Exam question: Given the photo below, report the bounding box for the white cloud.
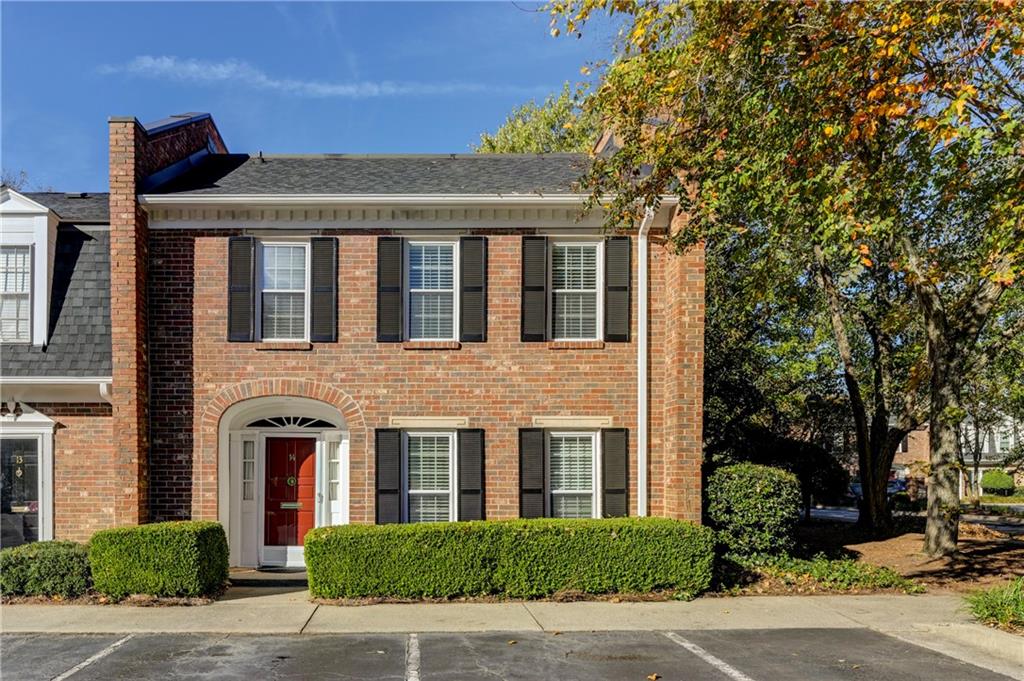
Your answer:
[98,56,546,99]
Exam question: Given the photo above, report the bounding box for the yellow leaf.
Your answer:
[824,125,836,137]
[861,257,873,268]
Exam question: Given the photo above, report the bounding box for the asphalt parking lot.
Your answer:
[2,629,1016,681]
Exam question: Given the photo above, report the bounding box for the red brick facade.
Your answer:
[146,230,705,524]
[53,113,707,545]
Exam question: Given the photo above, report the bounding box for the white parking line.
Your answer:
[405,633,421,681]
[663,631,757,681]
[50,634,134,681]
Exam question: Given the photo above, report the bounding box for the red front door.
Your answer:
[264,437,316,547]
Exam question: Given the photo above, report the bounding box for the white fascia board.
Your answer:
[0,376,113,384]
[139,193,680,207]
[0,187,53,214]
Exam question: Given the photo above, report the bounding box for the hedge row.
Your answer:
[305,517,715,599]
[0,541,92,598]
[1,521,229,599]
[89,521,228,598]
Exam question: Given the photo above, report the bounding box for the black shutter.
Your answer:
[310,237,338,342]
[601,428,628,517]
[375,429,402,524]
[377,237,403,342]
[520,236,548,342]
[460,237,487,342]
[458,429,485,521]
[604,237,631,342]
[227,236,255,342]
[519,428,545,518]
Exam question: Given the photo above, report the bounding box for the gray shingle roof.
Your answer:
[24,192,109,223]
[149,154,590,196]
[1,226,111,377]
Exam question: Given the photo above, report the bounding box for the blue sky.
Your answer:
[2,2,615,191]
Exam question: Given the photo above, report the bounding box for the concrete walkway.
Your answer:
[3,590,1022,678]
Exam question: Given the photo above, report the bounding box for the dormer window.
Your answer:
[0,245,32,343]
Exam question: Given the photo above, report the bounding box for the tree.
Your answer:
[1,169,29,190]
[474,82,601,153]
[550,1,1024,555]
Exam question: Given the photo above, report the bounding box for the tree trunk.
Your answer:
[924,352,961,557]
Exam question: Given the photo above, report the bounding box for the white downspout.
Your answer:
[637,208,655,516]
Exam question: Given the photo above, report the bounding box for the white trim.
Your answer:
[548,239,604,342]
[390,416,469,429]
[402,430,458,523]
[0,376,113,384]
[257,240,311,342]
[141,194,680,207]
[532,416,612,428]
[636,207,655,517]
[545,430,601,519]
[0,416,55,544]
[403,238,459,342]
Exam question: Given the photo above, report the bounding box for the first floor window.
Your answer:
[1,438,40,547]
[0,245,31,343]
[548,432,598,518]
[261,243,307,340]
[407,242,456,340]
[405,432,455,522]
[551,242,599,340]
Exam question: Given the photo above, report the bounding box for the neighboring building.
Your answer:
[0,112,705,566]
[891,419,1022,499]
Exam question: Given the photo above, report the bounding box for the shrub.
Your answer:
[305,518,715,599]
[980,469,1014,495]
[706,463,801,558]
[742,554,923,594]
[966,577,1024,631]
[0,541,91,598]
[89,521,228,598]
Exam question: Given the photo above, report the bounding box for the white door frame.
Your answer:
[219,397,349,568]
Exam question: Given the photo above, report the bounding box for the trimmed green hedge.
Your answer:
[89,521,228,598]
[706,463,801,558]
[305,518,715,599]
[0,541,91,598]
[980,469,1015,494]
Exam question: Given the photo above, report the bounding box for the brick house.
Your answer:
[0,112,704,567]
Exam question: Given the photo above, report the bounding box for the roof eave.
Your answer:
[138,193,680,208]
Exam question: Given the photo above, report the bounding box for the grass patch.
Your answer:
[965,578,1024,632]
[732,554,924,594]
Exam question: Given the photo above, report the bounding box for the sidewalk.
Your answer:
[3,590,1022,678]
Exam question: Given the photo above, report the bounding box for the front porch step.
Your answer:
[229,567,308,587]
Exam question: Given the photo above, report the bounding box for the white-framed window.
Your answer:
[258,241,310,341]
[546,431,601,519]
[997,425,1015,454]
[241,440,256,501]
[403,431,457,522]
[0,245,32,343]
[405,240,458,341]
[549,241,602,341]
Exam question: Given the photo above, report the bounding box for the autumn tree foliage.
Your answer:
[550,0,1024,555]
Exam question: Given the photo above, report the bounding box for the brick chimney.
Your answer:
[108,113,227,525]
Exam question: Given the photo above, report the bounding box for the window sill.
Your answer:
[402,340,462,351]
[547,340,605,350]
[255,341,313,351]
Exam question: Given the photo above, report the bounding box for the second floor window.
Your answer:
[0,245,31,343]
[407,241,456,341]
[551,242,600,341]
[260,243,308,341]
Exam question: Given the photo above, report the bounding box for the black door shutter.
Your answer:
[227,236,255,342]
[310,237,338,342]
[459,237,487,342]
[601,428,628,517]
[458,429,485,521]
[377,237,403,342]
[520,236,548,342]
[519,428,545,518]
[604,237,631,342]
[375,429,402,524]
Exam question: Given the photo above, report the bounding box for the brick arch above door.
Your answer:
[193,379,368,522]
